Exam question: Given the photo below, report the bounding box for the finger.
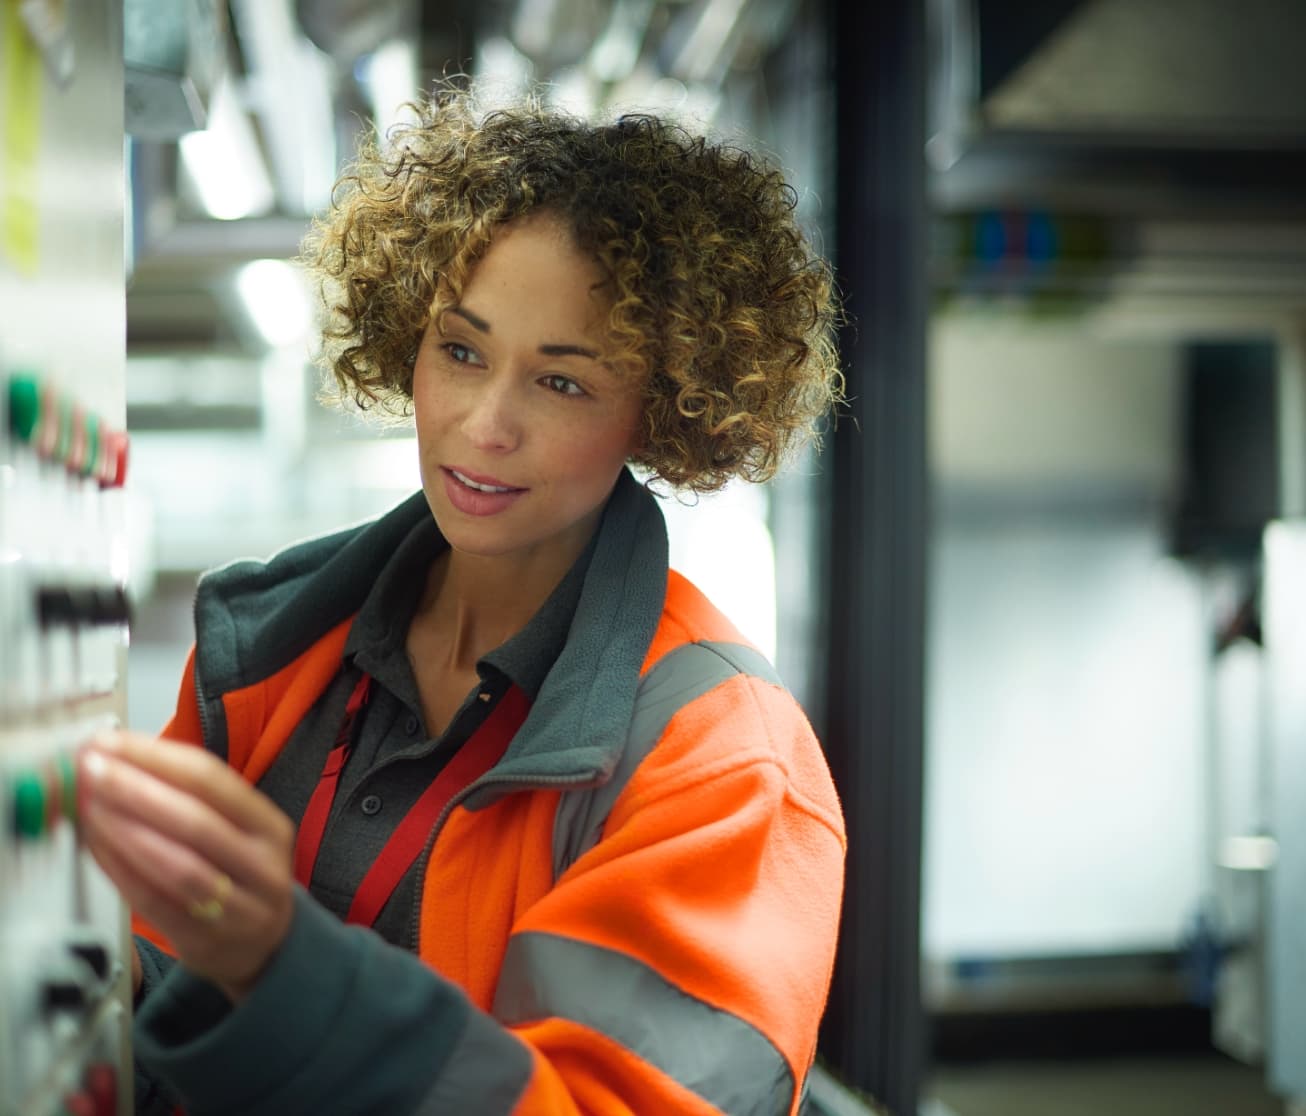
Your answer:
[84,799,262,948]
[105,865,251,991]
[86,733,292,846]
[83,817,223,962]
[84,816,181,925]
[82,794,230,917]
[79,749,285,895]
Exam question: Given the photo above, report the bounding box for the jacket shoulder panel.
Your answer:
[551,639,784,881]
[640,569,749,674]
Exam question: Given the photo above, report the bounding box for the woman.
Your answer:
[79,90,845,1115]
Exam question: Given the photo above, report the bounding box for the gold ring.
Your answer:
[187,872,232,922]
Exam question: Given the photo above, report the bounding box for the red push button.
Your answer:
[101,430,129,489]
[62,1090,96,1116]
[85,1063,117,1116]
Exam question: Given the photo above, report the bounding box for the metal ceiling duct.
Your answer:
[930,0,1306,214]
[294,0,416,65]
[984,0,1306,141]
[124,0,226,139]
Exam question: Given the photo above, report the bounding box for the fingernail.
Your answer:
[82,749,108,783]
[77,750,105,819]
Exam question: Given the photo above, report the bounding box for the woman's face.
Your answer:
[411,212,644,569]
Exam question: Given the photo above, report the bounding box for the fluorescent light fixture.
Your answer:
[547,67,599,119]
[179,76,275,220]
[475,36,534,112]
[588,0,655,84]
[230,0,336,214]
[236,259,312,348]
[512,0,561,57]
[672,0,748,84]
[364,39,420,141]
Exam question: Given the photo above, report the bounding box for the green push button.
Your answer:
[81,413,100,478]
[13,770,47,839]
[56,751,77,821]
[8,374,40,443]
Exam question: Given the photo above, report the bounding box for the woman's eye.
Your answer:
[441,342,482,365]
[542,374,585,397]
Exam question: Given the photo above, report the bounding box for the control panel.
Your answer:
[1,0,132,1106]
[0,374,132,1116]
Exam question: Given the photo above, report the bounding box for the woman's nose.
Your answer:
[460,379,521,452]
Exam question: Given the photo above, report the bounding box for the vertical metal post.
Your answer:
[1268,324,1306,1108]
[819,0,928,1113]
[1265,522,1306,1103]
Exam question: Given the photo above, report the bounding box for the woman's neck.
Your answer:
[412,543,579,674]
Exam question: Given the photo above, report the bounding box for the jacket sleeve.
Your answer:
[133,938,184,1116]
[495,673,846,1115]
[132,673,845,1116]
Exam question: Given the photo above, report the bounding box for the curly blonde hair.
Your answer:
[302,88,841,493]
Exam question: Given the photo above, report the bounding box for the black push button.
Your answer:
[70,941,110,982]
[89,586,131,626]
[43,972,89,1015]
[36,586,75,628]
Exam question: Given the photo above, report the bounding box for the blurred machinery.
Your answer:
[0,1,132,1113]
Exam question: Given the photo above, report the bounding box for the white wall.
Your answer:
[924,316,1209,960]
[924,519,1207,957]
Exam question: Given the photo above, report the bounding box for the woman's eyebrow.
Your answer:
[450,306,599,361]
[539,343,600,360]
[448,306,490,333]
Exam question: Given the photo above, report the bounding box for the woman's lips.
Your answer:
[441,466,527,517]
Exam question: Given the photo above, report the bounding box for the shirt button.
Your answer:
[405,715,420,735]
[360,794,383,816]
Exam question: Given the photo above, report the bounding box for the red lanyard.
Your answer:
[291,672,530,928]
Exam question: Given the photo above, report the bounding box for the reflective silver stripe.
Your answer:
[494,931,795,1116]
[413,997,533,1116]
[551,640,785,881]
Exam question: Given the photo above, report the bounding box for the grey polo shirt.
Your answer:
[256,514,593,950]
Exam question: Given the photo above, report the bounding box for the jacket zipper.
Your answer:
[191,591,215,753]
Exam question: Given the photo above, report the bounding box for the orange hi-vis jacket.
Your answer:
[131,471,846,1116]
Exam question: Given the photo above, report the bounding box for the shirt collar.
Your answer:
[345,510,598,702]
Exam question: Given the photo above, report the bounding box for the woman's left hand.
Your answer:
[77,732,297,1004]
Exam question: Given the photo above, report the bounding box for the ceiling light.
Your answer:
[363,38,419,140]
[179,76,275,220]
[548,67,598,119]
[476,36,534,111]
[588,0,655,84]
[671,0,749,84]
[236,259,312,348]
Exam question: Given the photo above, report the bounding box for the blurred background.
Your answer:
[45,0,1306,1112]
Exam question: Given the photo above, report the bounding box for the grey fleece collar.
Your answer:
[190,470,669,788]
